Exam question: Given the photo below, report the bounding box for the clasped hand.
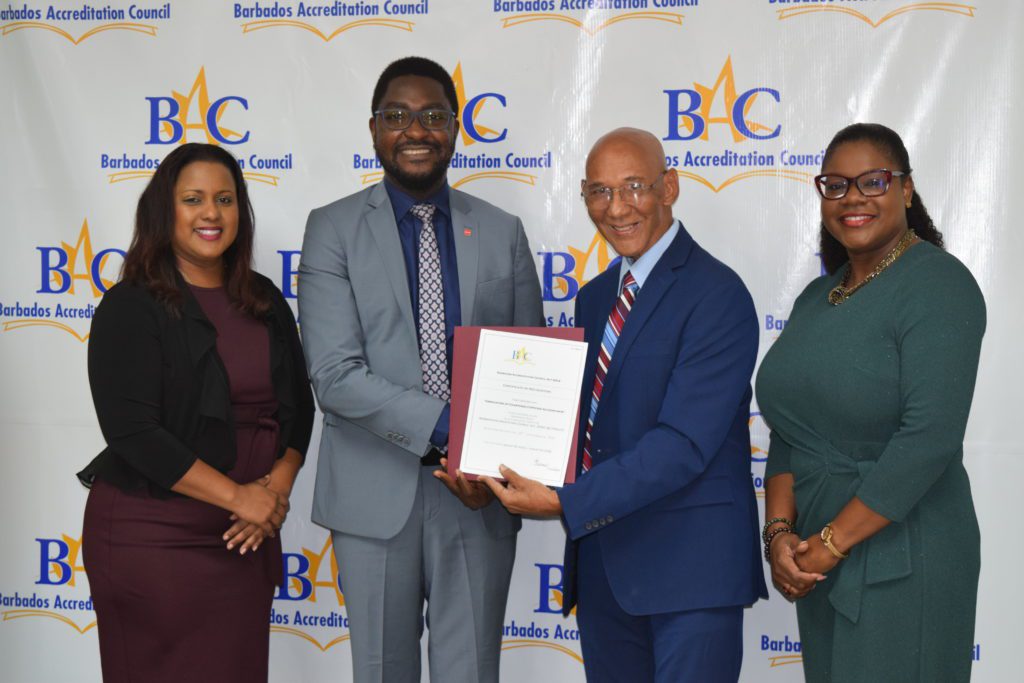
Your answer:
[222,475,289,555]
[769,533,839,600]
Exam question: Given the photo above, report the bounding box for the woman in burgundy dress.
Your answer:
[79,143,314,682]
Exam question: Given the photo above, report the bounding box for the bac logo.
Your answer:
[775,2,977,28]
[533,562,576,616]
[508,347,532,364]
[36,535,86,587]
[664,57,780,143]
[38,220,122,297]
[146,67,249,146]
[0,534,96,635]
[453,62,507,145]
[498,563,582,662]
[538,233,619,303]
[277,536,344,606]
[3,220,117,342]
[272,535,352,651]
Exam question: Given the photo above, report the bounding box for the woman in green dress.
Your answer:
[756,123,985,682]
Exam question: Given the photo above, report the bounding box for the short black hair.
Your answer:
[371,56,459,114]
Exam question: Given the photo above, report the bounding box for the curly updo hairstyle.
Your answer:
[819,123,944,275]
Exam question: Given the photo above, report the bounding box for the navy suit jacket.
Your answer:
[558,224,768,616]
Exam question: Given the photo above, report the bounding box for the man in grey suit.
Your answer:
[298,56,544,683]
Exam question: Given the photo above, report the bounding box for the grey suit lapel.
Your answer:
[450,190,479,325]
[366,183,418,342]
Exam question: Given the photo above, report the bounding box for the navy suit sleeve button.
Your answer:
[585,522,593,530]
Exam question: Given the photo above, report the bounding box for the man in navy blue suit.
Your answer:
[484,128,767,682]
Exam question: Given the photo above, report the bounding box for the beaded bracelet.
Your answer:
[763,527,795,562]
[762,517,795,544]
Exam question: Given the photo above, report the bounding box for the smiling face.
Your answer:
[171,160,239,285]
[583,130,679,260]
[370,74,458,197]
[820,140,914,268]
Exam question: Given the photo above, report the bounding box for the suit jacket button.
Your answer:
[585,522,593,530]
[606,515,613,523]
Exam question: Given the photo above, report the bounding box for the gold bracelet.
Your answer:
[820,523,849,559]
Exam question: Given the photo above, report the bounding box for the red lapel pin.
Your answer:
[464,228,472,236]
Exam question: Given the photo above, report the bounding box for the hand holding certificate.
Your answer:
[446,327,587,488]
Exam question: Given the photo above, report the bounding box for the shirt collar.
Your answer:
[618,219,679,290]
[383,178,452,222]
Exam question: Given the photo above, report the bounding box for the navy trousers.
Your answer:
[575,535,744,683]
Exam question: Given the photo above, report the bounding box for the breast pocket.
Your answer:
[474,276,514,325]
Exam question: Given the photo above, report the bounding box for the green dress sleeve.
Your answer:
[765,429,794,478]
[854,254,986,522]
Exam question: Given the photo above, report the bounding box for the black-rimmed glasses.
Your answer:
[814,169,908,200]
[374,108,456,131]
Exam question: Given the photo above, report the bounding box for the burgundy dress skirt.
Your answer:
[83,286,282,683]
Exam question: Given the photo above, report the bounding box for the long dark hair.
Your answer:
[819,123,944,275]
[121,143,270,317]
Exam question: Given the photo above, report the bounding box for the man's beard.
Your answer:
[375,139,454,194]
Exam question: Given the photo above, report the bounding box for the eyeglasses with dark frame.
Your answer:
[374,108,457,131]
[581,170,668,209]
[814,168,908,200]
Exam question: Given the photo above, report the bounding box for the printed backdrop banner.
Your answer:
[2,1,1021,681]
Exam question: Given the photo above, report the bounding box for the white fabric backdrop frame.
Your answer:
[1,1,1021,680]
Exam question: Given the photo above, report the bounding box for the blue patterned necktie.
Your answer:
[411,203,449,401]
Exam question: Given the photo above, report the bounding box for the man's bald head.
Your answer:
[586,128,667,178]
[581,128,679,261]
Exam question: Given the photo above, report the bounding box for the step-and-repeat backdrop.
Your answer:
[2,1,1021,681]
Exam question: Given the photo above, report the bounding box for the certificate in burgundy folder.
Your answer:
[447,326,585,485]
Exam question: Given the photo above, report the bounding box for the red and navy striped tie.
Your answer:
[581,271,639,473]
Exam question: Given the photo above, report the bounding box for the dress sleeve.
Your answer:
[855,254,986,522]
[275,287,314,459]
[88,287,198,489]
[765,430,793,478]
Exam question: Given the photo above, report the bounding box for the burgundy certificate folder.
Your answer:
[446,326,585,485]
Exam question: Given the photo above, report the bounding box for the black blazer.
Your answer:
[78,273,315,495]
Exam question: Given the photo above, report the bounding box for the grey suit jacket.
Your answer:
[299,182,544,540]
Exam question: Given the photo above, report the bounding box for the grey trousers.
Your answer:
[331,466,516,683]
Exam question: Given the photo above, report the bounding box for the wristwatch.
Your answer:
[820,523,849,559]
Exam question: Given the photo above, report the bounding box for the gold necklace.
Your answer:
[827,229,916,306]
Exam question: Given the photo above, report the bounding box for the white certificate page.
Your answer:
[459,329,588,487]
